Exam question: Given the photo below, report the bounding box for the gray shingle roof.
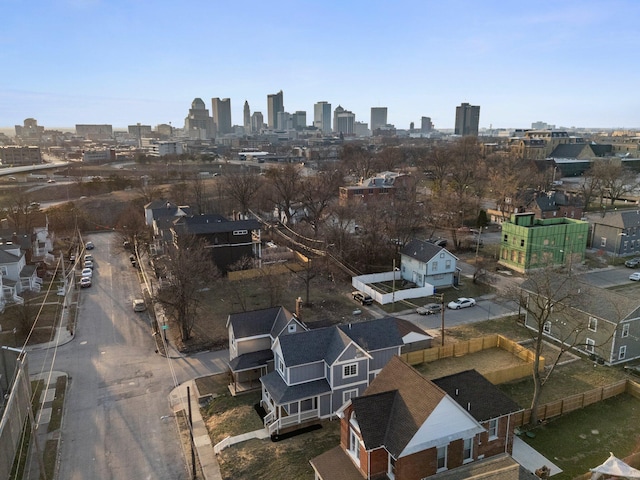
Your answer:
[228,349,273,372]
[400,238,443,263]
[173,215,261,235]
[549,143,594,159]
[260,371,331,404]
[227,306,295,338]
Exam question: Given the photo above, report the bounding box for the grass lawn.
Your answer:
[522,393,640,479]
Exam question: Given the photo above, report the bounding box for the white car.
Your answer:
[80,276,92,288]
[84,260,94,269]
[447,297,476,310]
[81,268,93,278]
[133,299,146,312]
[629,272,640,281]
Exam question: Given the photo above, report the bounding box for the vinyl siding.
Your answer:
[289,361,325,385]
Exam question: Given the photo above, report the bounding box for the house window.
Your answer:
[432,261,438,271]
[278,357,285,374]
[543,322,551,334]
[232,229,248,235]
[600,237,606,248]
[343,389,359,404]
[622,324,630,338]
[440,252,445,258]
[463,438,473,463]
[619,345,627,360]
[349,414,360,462]
[586,338,595,353]
[343,363,358,378]
[588,317,597,332]
[288,324,296,333]
[436,445,447,472]
[0,266,7,276]
[503,234,508,242]
[445,260,451,269]
[388,456,397,479]
[520,239,525,247]
[488,418,498,439]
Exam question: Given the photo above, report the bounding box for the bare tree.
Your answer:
[299,168,342,237]
[339,143,376,180]
[486,154,541,220]
[222,170,263,217]
[264,164,302,225]
[114,205,151,250]
[155,236,218,341]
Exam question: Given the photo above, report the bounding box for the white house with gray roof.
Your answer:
[400,238,459,288]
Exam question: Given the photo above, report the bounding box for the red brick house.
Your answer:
[310,357,523,480]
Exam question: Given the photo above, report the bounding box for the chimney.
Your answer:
[296,297,303,319]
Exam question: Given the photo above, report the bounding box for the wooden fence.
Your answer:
[400,334,544,385]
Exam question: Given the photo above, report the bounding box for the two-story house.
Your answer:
[400,239,459,289]
[310,357,524,480]
[227,306,306,394]
[520,277,640,365]
[589,210,640,258]
[339,171,415,206]
[0,243,40,301]
[260,317,406,436]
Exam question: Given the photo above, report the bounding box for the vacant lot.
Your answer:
[414,347,528,380]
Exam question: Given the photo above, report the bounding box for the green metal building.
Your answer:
[498,213,589,273]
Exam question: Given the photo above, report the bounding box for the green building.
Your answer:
[498,213,589,273]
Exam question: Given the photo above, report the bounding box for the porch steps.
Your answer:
[213,428,270,454]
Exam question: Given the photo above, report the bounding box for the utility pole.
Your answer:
[439,293,445,346]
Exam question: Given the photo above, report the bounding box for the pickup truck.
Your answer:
[352,291,373,305]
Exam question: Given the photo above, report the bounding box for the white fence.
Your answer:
[352,271,434,305]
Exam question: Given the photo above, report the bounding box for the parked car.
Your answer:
[625,258,640,268]
[80,276,92,288]
[629,272,640,281]
[447,297,476,309]
[133,299,146,312]
[352,291,373,305]
[81,268,93,278]
[416,303,442,315]
[84,260,94,269]
[84,254,94,262]
[85,241,94,250]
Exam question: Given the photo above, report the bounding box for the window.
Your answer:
[619,345,627,360]
[520,239,525,247]
[543,322,551,334]
[600,237,607,248]
[288,323,296,333]
[622,324,630,338]
[278,357,285,374]
[586,338,595,353]
[232,229,248,236]
[343,389,359,403]
[503,234,508,242]
[488,419,498,439]
[432,261,438,271]
[343,363,358,378]
[463,438,473,462]
[349,413,361,461]
[588,317,597,332]
[440,252,445,258]
[445,260,451,269]
[436,445,447,472]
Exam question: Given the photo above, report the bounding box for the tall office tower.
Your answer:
[292,111,306,130]
[314,101,332,134]
[243,101,251,130]
[267,90,284,129]
[184,98,214,139]
[277,111,292,130]
[251,112,264,133]
[454,103,480,136]
[212,97,232,135]
[370,107,388,133]
[333,105,355,135]
[421,116,434,133]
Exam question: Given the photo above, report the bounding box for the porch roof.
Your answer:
[309,446,364,480]
[228,349,273,373]
[261,371,331,405]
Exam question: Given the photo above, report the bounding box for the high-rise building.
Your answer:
[277,111,292,130]
[251,112,264,133]
[212,97,232,135]
[292,111,306,130]
[333,106,356,135]
[184,98,214,139]
[267,90,284,129]
[421,116,434,133]
[314,101,332,134]
[370,107,388,133]
[454,103,480,136]
[243,101,251,130]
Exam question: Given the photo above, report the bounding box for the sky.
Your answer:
[1,0,639,131]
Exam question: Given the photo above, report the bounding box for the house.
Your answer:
[310,357,523,480]
[227,306,306,393]
[520,278,640,365]
[526,190,583,221]
[143,199,191,234]
[400,239,458,289]
[0,243,40,303]
[169,213,262,273]
[498,213,589,273]
[339,171,415,206]
[589,210,640,258]
[260,317,408,435]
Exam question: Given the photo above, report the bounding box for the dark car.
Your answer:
[624,257,640,268]
[352,291,373,305]
[85,241,94,250]
[416,303,442,315]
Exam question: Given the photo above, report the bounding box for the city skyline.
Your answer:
[2,0,639,130]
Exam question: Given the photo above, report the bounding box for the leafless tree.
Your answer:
[339,143,376,180]
[222,170,263,217]
[298,168,342,237]
[155,235,218,341]
[264,164,302,225]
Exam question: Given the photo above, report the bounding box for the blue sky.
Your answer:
[1,0,639,130]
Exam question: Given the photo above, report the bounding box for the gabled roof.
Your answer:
[591,210,640,229]
[0,248,21,264]
[172,214,261,235]
[227,306,298,339]
[353,357,484,459]
[145,199,191,220]
[401,238,455,263]
[548,143,594,159]
[433,370,522,422]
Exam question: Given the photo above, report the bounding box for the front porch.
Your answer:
[228,349,273,397]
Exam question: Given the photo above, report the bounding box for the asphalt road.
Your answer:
[27,232,228,480]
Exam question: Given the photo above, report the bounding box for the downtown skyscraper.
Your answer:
[267,90,284,129]
[454,102,480,136]
[211,98,232,135]
[314,101,332,134]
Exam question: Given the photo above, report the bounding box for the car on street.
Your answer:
[133,299,146,312]
[447,297,476,309]
[81,268,93,278]
[80,277,92,288]
[85,241,94,250]
[84,260,94,269]
[416,303,442,315]
[352,291,373,305]
[625,258,640,268]
[629,272,640,281]
[84,254,93,262]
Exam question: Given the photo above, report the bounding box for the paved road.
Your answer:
[27,232,229,480]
